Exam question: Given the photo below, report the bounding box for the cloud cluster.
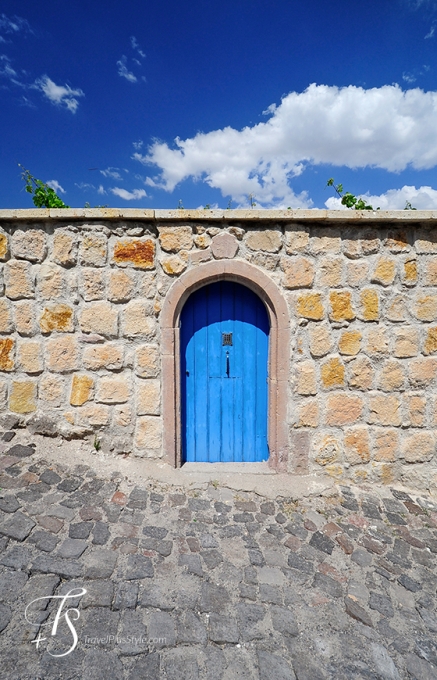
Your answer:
[326,185,437,210]
[46,180,65,194]
[135,84,437,207]
[110,187,147,201]
[117,36,146,83]
[34,76,84,113]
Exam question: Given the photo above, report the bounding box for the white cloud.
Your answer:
[97,185,106,195]
[35,75,84,113]
[110,187,147,201]
[136,83,437,207]
[117,55,137,83]
[325,185,437,210]
[100,167,123,180]
[130,36,145,58]
[46,180,65,194]
[0,14,31,37]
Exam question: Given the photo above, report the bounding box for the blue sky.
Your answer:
[2,0,437,209]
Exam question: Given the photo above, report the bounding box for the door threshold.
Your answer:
[181,462,275,475]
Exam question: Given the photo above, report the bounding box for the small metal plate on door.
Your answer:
[222,332,233,346]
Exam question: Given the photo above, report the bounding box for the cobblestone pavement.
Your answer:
[0,434,437,679]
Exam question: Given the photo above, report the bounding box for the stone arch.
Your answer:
[160,260,290,471]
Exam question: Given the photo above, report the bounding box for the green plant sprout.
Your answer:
[177,199,184,209]
[19,164,69,209]
[326,178,376,210]
[248,193,257,208]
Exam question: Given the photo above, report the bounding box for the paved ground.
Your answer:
[0,432,437,679]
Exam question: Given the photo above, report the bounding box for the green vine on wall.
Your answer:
[19,164,70,209]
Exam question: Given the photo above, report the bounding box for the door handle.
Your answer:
[226,351,230,377]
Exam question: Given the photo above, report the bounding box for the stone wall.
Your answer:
[1,209,437,491]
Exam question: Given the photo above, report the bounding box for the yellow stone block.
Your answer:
[70,374,94,406]
[0,338,14,371]
[425,259,437,286]
[415,294,437,322]
[338,330,362,356]
[40,304,74,333]
[329,291,355,321]
[0,232,8,260]
[424,327,437,355]
[360,289,379,321]
[9,380,37,413]
[321,357,345,388]
[371,257,396,286]
[296,292,324,320]
[403,259,417,286]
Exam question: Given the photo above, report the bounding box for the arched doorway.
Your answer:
[180,281,269,463]
[160,260,290,471]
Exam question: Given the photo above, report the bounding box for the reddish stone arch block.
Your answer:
[160,260,290,470]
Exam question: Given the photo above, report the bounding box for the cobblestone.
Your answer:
[0,438,436,677]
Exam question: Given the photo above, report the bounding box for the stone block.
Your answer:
[296,400,319,428]
[246,229,282,252]
[134,416,162,453]
[424,258,437,286]
[9,380,37,413]
[83,344,123,371]
[360,229,380,255]
[365,328,389,356]
[402,259,417,286]
[329,291,355,321]
[0,338,14,371]
[290,430,310,473]
[39,374,65,406]
[79,233,107,266]
[415,294,437,322]
[344,426,370,465]
[378,360,405,392]
[338,330,362,356]
[11,229,47,262]
[70,374,94,406]
[113,405,132,426]
[0,232,8,260]
[0,378,7,407]
[424,327,437,355]
[360,289,379,321]
[308,324,332,357]
[314,433,341,466]
[296,292,324,320]
[211,232,239,259]
[393,327,419,358]
[53,229,77,266]
[77,403,109,426]
[295,361,317,395]
[368,395,401,426]
[385,230,410,253]
[79,302,118,337]
[348,357,374,391]
[4,260,34,299]
[107,269,136,302]
[161,253,188,275]
[385,294,407,322]
[284,226,309,253]
[190,247,212,265]
[373,428,398,462]
[321,357,345,388]
[371,257,396,286]
[409,358,437,387]
[15,301,37,336]
[347,261,369,287]
[407,393,426,427]
[46,335,78,372]
[17,340,43,374]
[193,233,211,249]
[113,238,156,268]
[402,432,435,463]
[96,376,131,404]
[0,299,13,333]
[136,379,161,415]
[281,256,314,289]
[135,344,160,377]
[317,257,343,287]
[80,268,105,300]
[158,227,193,253]
[325,393,363,426]
[37,263,65,299]
[311,229,341,254]
[121,300,156,338]
[415,229,437,253]
[40,304,74,333]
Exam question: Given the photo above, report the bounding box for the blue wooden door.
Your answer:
[181,281,269,462]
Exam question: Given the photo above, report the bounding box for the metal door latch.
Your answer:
[222,333,233,346]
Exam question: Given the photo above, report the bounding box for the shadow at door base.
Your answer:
[181,462,276,475]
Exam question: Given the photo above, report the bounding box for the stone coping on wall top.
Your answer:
[1,208,437,222]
